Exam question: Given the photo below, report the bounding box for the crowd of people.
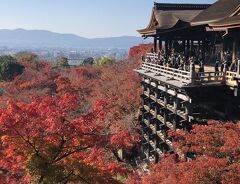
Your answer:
[214,51,239,73]
[143,48,240,73]
[144,48,205,72]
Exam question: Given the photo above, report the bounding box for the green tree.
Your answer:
[83,57,94,66]
[0,55,24,81]
[15,51,40,63]
[96,56,115,66]
[55,57,70,68]
[15,52,44,70]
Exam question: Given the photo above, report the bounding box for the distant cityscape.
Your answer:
[0,29,146,65]
[0,46,128,65]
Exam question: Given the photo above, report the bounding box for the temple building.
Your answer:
[135,0,240,163]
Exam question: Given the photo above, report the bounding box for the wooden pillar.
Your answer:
[141,101,145,123]
[146,133,150,160]
[154,134,158,163]
[165,39,169,56]
[237,59,240,77]
[152,118,157,163]
[148,86,151,97]
[169,40,173,52]
[191,40,194,51]
[154,81,158,99]
[153,82,159,163]
[154,36,157,53]
[173,90,179,131]
[198,40,201,50]
[185,101,193,122]
[163,85,169,125]
[182,40,186,53]
[159,39,163,51]
[190,63,195,85]
[146,107,151,160]
[201,39,206,62]
[187,40,190,51]
[154,81,158,118]
[232,39,237,62]
[211,39,215,63]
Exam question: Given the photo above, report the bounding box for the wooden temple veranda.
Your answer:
[135,0,240,163]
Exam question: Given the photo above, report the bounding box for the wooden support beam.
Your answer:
[203,39,207,59]
[165,40,169,56]
[187,40,190,50]
[190,63,196,85]
[154,36,157,53]
[173,90,180,131]
[149,81,189,101]
[232,39,237,62]
[237,59,240,77]
[147,100,151,113]
[154,105,158,118]
[169,40,173,51]
[159,39,163,51]
[147,86,150,97]
[163,85,169,125]
[182,40,186,53]
[154,81,158,102]
[154,136,158,163]
[191,40,194,51]
[185,102,193,122]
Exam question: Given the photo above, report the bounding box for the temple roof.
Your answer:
[191,0,240,26]
[137,3,210,37]
[154,3,211,11]
[209,14,240,29]
[138,0,240,37]
[154,10,202,29]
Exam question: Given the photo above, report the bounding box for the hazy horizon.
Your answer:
[0,28,142,39]
[0,0,216,38]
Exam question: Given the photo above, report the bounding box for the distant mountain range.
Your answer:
[0,29,145,49]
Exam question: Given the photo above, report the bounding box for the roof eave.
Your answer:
[137,29,157,37]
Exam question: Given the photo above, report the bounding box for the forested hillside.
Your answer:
[0,47,239,183]
[0,53,141,183]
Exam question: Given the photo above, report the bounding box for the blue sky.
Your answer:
[0,0,216,38]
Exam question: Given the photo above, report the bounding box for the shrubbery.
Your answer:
[0,55,24,81]
[83,57,94,65]
[55,57,70,68]
[95,56,115,66]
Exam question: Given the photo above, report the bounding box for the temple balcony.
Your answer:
[135,53,240,89]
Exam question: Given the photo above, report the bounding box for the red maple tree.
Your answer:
[0,92,138,183]
[0,57,142,183]
[128,121,240,184]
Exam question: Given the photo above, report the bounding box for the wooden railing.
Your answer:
[140,53,239,87]
[141,62,190,83]
[226,71,238,87]
[145,53,159,58]
[195,72,225,84]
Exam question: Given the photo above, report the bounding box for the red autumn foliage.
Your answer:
[0,57,141,183]
[128,121,240,184]
[0,50,239,183]
[128,43,153,64]
[61,60,141,132]
[2,61,58,103]
[0,93,134,183]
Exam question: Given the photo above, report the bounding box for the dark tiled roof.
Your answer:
[137,9,203,35]
[192,0,240,25]
[209,14,240,28]
[154,10,202,29]
[137,3,210,36]
[154,3,211,10]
